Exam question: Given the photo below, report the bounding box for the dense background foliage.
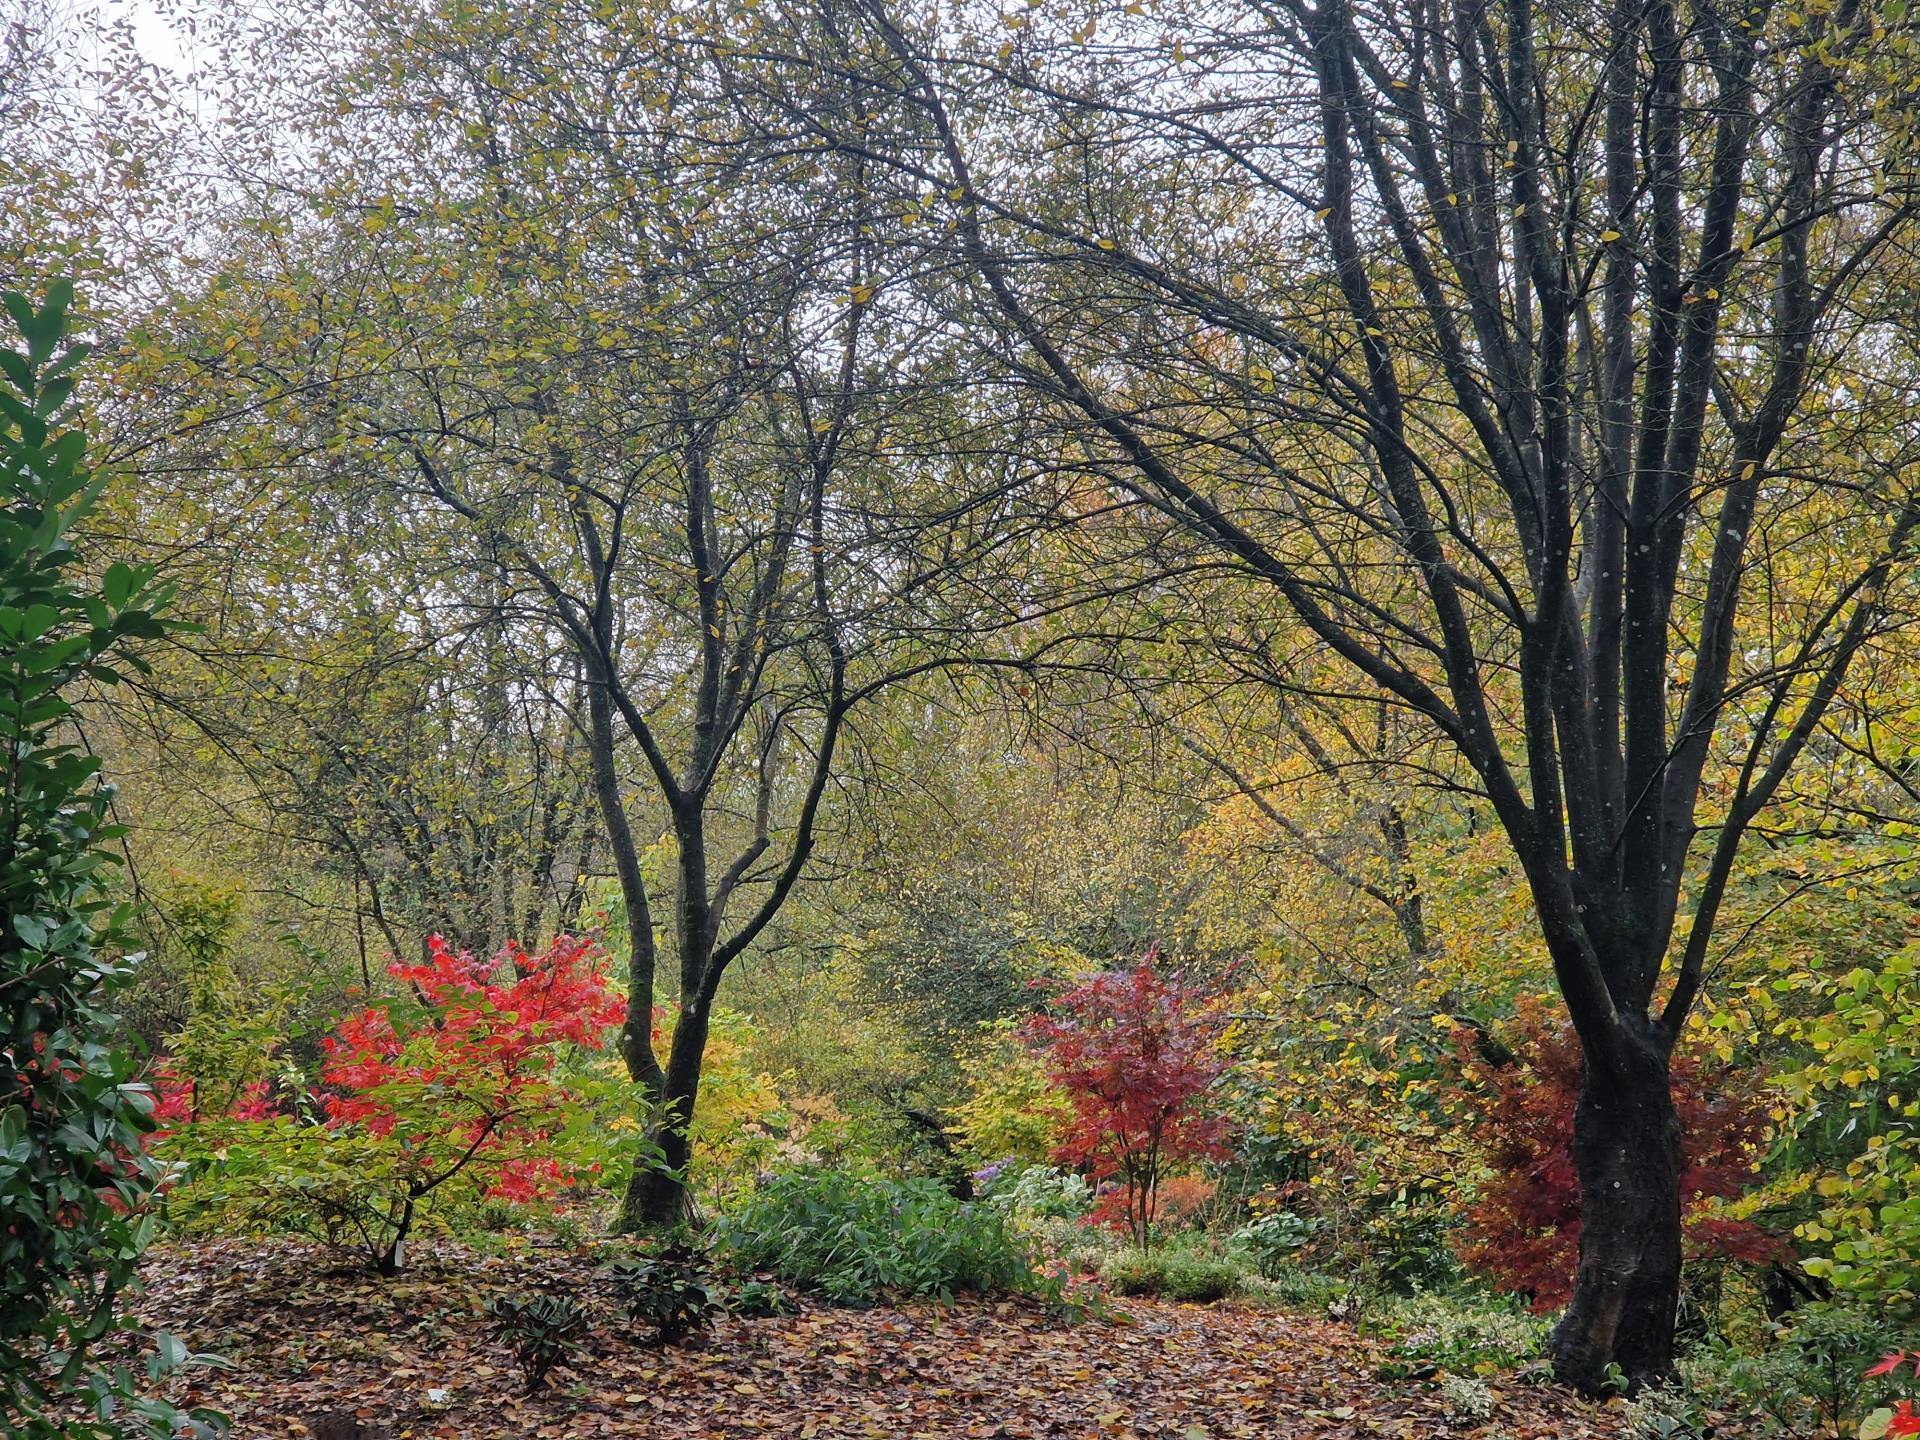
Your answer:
[8,0,1920,1429]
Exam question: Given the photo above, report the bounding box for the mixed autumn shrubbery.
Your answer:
[139,930,1920,1357]
[32,881,1920,1440]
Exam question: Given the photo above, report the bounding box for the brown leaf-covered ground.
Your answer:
[132,1240,1627,1439]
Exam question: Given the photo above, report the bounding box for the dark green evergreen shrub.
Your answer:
[609,1243,715,1345]
[0,281,216,1438]
[485,1293,589,1393]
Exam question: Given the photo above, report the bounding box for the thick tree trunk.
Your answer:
[622,1126,693,1229]
[1547,1018,1682,1393]
[618,1001,712,1230]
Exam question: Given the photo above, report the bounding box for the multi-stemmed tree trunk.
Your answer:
[767,0,1920,1387]
[558,398,857,1229]
[399,271,868,1228]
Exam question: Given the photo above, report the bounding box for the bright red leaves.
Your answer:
[315,934,624,1200]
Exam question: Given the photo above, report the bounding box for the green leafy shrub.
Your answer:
[1374,1292,1548,1378]
[1682,1305,1909,1440]
[1101,1248,1166,1297]
[0,281,221,1439]
[609,1243,714,1345]
[1776,946,1920,1309]
[1360,1199,1460,1294]
[1161,1251,1243,1303]
[710,1169,1037,1305]
[1619,1383,1709,1440]
[979,1163,1092,1223]
[1025,1212,1123,1275]
[1232,1210,1321,1278]
[1239,1266,1349,1313]
[725,1280,796,1318]
[1439,1374,1496,1424]
[1099,1237,1245,1303]
[485,1293,590,1394]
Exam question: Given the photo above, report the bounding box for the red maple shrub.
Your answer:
[313,934,625,1227]
[152,934,625,1272]
[1446,995,1782,1310]
[319,933,619,1130]
[1024,946,1233,1247]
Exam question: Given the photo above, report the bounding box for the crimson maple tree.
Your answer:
[1024,947,1233,1247]
[1447,997,1782,1311]
[320,933,625,1206]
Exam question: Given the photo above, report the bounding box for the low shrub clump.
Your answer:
[726,1279,797,1317]
[711,1169,1037,1305]
[485,1292,590,1393]
[1619,1383,1709,1440]
[1099,1237,1245,1303]
[1358,1199,1463,1294]
[1678,1304,1915,1440]
[1372,1291,1548,1379]
[1238,1265,1350,1314]
[977,1163,1093,1224]
[1232,1210,1321,1279]
[1438,1373,1496,1424]
[608,1241,714,1346]
[1100,1249,1164,1297]
[977,1162,1115,1274]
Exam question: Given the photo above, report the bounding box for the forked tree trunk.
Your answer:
[1548,1018,1682,1393]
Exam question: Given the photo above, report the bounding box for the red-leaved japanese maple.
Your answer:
[317,934,623,1264]
[154,934,623,1273]
[1024,947,1232,1248]
[1447,996,1782,1310]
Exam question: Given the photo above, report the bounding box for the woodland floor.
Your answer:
[131,1239,1630,1440]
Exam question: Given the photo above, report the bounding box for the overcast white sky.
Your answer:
[74,0,198,83]
[87,0,220,121]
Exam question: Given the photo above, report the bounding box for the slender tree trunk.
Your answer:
[1548,1016,1682,1393]
[582,674,677,1236]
